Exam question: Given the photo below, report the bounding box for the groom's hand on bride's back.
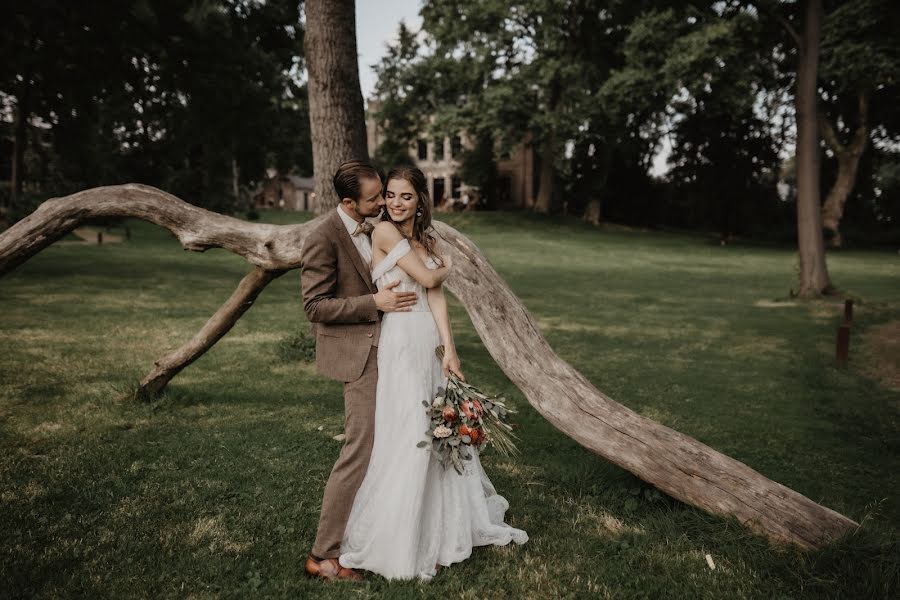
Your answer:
[374,280,417,312]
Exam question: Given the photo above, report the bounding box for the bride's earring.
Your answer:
[416,206,423,218]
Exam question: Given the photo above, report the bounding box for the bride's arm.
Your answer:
[373,222,450,288]
[427,284,464,380]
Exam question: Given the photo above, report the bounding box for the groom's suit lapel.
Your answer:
[331,210,376,293]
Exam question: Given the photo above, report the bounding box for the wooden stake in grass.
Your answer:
[836,324,850,367]
[0,184,859,550]
[836,299,853,367]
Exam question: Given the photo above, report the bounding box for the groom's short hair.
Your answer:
[333,159,381,202]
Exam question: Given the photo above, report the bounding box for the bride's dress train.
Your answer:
[338,239,528,580]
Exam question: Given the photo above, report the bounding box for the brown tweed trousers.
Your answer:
[300,209,381,559]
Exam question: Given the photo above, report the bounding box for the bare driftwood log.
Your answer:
[0,184,313,397]
[0,184,858,549]
[140,266,286,395]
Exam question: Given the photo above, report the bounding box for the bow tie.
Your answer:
[353,221,375,237]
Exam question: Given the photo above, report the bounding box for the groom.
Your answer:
[300,159,418,581]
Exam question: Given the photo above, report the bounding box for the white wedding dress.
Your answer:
[338,239,528,581]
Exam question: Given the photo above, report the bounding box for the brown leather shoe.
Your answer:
[305,554,363,582]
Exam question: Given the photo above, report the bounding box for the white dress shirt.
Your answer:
[336,205,376,267]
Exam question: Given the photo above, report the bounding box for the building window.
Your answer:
[433,137,444,161]
[417,139,428,160]
[451,176,462,198]
[450,135,462,158]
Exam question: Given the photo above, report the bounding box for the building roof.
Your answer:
[283,175,315,190]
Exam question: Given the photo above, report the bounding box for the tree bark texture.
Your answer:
[304,0,369,214]
[231,155,241,204]
[10,80,31,212]
[534,133,557,214]
[583,198,602,226]
[793,0,832,296]
[819,91,869,248]
[140,266,285,396]
[0,184,858,549]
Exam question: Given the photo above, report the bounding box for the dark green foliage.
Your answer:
[369,1,899,240]
[275,331,316,363]
[600,5,785,238]
[0,0,312,216]
[369,22,425,171]
[458,132,500,206]
[818,0,900,231]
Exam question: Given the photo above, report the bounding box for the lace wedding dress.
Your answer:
[338,239,528,581]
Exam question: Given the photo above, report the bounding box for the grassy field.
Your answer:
[1,210,898,599]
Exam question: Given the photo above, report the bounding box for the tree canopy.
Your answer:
[368,0,899,247]
[1,0,312,217]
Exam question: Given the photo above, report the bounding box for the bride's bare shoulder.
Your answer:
[373,220,400,238]
[372,221,404,253]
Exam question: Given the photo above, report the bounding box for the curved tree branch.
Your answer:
[819,91,870,246]
[0,184,312,395]
[0,185,858,549]
[140,266,287,396]
[0,184,313,274]
[819,114,845,156]
[432,223,856,550]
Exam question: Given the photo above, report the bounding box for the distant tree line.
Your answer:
[1,0,313,218]
[370,0,900,249]
[3,0,898,259]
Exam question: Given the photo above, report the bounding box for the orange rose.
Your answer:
[460,399,484,421]
[442,406,458,423]
[459,424,481,445]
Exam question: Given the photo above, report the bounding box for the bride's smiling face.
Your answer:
[385,178,418,224]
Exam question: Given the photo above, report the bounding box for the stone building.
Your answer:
[366,100,535,209]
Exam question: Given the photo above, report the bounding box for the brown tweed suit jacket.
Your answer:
[300,209,381,382]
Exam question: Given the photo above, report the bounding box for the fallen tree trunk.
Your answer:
[0,184,310,274]
[0,184,858,549]
[432,222,857,549]
[140,266,286,396]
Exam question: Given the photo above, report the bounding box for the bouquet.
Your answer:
[417,346,519,474]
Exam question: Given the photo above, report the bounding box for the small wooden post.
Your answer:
[836,298,853,367]
[836,324,850,366]
[97,231,103,245]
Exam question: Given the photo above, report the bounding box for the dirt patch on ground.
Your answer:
[860,320,900,391]
[754,299,799,308]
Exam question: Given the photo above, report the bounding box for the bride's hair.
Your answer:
[382,165,444,266]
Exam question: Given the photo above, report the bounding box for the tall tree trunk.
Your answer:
[583,198,602,225]
[534,132,557,214]
[231,155,241,205]
[10,81,31,212]
[0,184,859,549]
[793,0,832,296]
[534,77,562,215]
[819,91,869,248]
[304,0,369,214]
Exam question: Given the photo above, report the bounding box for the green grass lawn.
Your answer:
[1,210,898,599]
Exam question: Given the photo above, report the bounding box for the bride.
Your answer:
[338,165,528,580]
